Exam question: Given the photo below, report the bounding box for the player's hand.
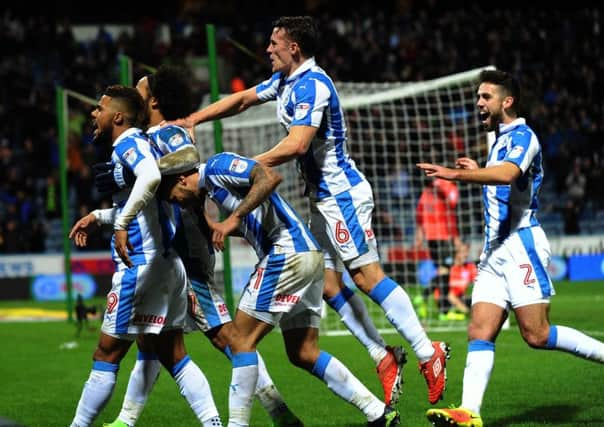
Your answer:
[69,213,98,247]
[114,229,134,268]
[93,162,135,194]
[455,157,479,170]
[416,162,456,180]
[210,215,241,251]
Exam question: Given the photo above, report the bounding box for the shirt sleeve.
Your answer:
[503,129,538,173]
[156,126,194,154]
[256,72,283,102]
[205,152,256,188]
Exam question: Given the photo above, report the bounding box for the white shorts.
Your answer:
[238,250,324,329]
[472,226,556,309]
[102,252,187,338]
[185,277,232,333]
[310,180,379,271]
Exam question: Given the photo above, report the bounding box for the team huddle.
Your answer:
[68,15,604,427]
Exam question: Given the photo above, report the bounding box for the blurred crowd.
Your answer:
[1,2,602,253]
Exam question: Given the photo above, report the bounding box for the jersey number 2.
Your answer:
[519,264,536,285]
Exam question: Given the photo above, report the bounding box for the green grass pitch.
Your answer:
[1,280,603,426]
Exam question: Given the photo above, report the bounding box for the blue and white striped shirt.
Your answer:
[256,57,365,200]
[110,128,170,267]
[483,118,543,251]
[147,124,215,283]
[199,152,320,259]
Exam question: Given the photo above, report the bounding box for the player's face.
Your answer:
[267,27,294,75]
[90,95,115,145]
[165,174,201,209]
[476,82,504,132]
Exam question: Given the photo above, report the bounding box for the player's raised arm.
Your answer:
[170,86,262,129]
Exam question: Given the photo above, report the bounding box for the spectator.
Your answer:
[415,178,462,320]
[565,159,586,209]
[433,242,477,317]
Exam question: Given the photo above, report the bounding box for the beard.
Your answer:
[93,128,112,146]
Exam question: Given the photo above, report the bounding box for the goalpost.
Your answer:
[195,66,493,333]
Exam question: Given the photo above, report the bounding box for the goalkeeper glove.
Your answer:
[92,162,134,194]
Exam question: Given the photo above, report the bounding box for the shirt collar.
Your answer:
[285,57,316,83]
[146,124,161,134]
[498,117,525,135]
[112,127,143,146]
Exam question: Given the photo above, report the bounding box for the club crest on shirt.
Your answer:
[123,147,138,165]
[294,102,311,120]
[508,145,525,159]
[168,133,184,147]
[229,158,248,173]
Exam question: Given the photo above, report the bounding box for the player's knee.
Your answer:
[206,324,230,352]
[520,328,549,349]
[286,343,319,370]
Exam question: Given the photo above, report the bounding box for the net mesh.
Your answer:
[196,66,492,332]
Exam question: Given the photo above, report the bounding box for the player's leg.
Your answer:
[315,185,445,402]
[227,310,274,427]
[102,335,161,427]
[510,227,604,363]
[351,260,449,404]
[70,333,133,427]
[515,303,604,362]
[426,253,508,426]
[323,268,389,363]
[426,301,503,427]
[189,277,300,424]
[159,255,223,426]
[71,265,149,427]
[314,206,406,405]
[280,297,400,426]
[150,329,222,427]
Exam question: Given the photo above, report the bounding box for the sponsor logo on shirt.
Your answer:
[508,145,525,159]
[294,102,311,120]
[169,133,184,147]
[123,147,138,165]
[229,158,248,173]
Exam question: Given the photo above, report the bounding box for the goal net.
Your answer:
[195,66,492,333]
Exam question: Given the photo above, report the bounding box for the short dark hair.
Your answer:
[104,85,146,127]
[147,65,194,120]
[272,16,319,57]
[479,69,520,113]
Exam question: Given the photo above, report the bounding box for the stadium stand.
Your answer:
[0,3,602,253]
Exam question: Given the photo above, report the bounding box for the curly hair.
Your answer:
[147,65,194,120]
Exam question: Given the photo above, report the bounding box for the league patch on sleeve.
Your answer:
[123,147,138,165]
[229,158,248,174]
[294,102,311,120]
[508,145,525,159]
[169,133,184,147]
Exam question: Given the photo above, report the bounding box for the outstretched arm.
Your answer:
[417,158,521,185]
[172,87,262,128]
